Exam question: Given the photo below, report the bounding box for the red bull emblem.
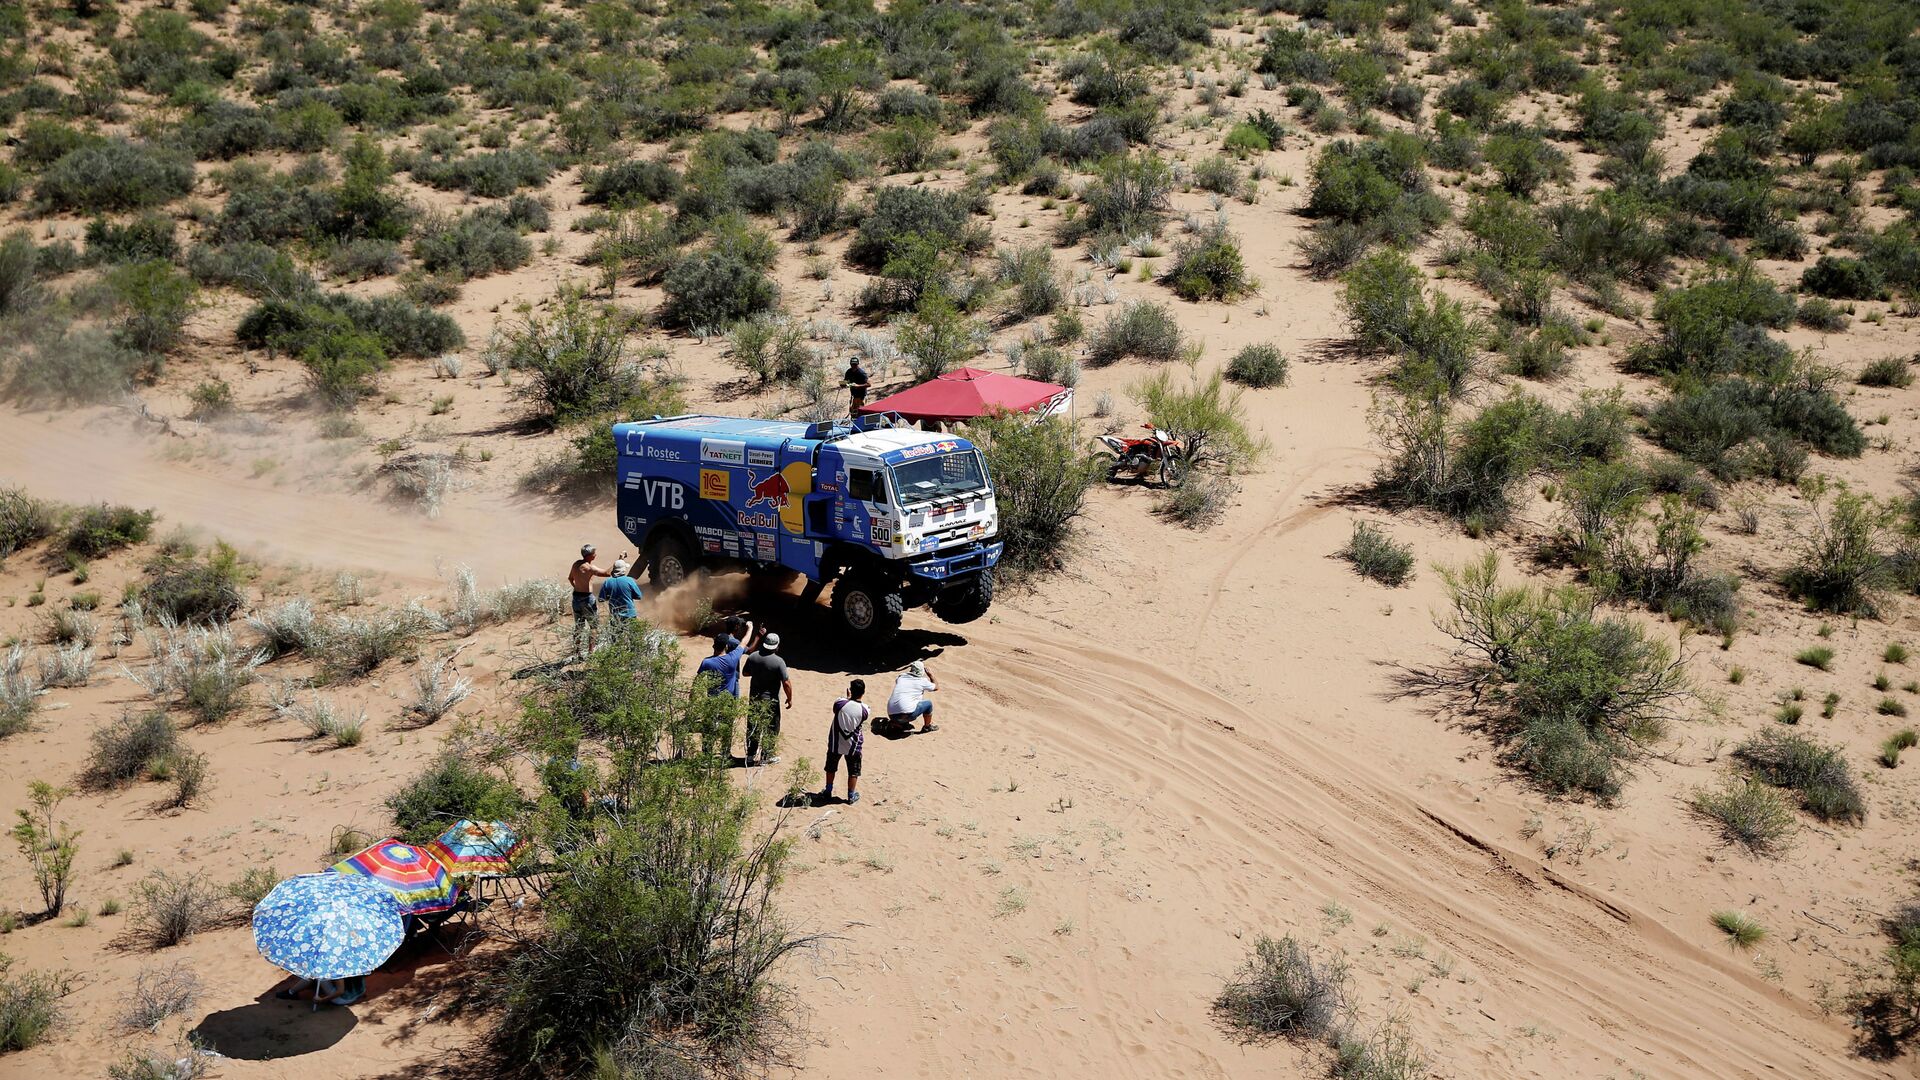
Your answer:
[744,470,791,510]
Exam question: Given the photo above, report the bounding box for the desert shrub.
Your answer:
[1298,222,1372,279]
[1734,729,1865,823]
[1225,343,1288,388]
[1502,329,1570,380]
[410,147,552,198]
[1859,356,1913,389]
[995,245,1061,319]
[82,712,178,789]
[1598,497,1740,635]
[1429,554,1687,799]
[661,251,779,332]
[37,140,193,213]
[0,326,144,407]
[875,117,948,173]
[1193,156,1242,198]
[1647,377,1860,482]
[1086,302,1184,366]
[131,621,261,726]
[896,291,980,382]
[847,185,983,271]
[1331,1019,1427,1080]
[183,242,308,299]
[0,647,37,738]
[1795,297,1848,332]
[315,604,440,678]
[1339,249,1424,354]
[1691,778,1797,855]
[407,651,473,725]
[131,872,220,949]
[107,260,197,356]
[386,752,522,844]
[1484,129,1569,197]
[504,298,684,426]
[117,964,200,1034]
[11,781,78,917]
[1164,224,1253,302]
[1305,134,1436,233]
[325,238,403,281]
[0,232,38,317]
[1071,152,1174,242]
[0,957,70,1052]
[412,209,533,281]
[1224,123,1273,157]
[1160,475,1237,529]
[238,292,460,361]
[0,490,54,561]
[492,638,810,1076]
[1340,520,1414,587]
[299,327,386,409]
[1628,265,1795,379]
[63,504,155,558]
[1712,910,1768,949]
[1801,255,1884,301]
[139,545,246,624]
[971,415,1102,581]
[1785,486,1891,616]
[1545,195,1669,287]
[85,216,179,265]
[727,318,815,385]
[583,158,683,207]
[1133,369,1263,475]
[1213,935,1347,1042]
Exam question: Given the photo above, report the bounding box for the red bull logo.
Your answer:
[744,470,791,510]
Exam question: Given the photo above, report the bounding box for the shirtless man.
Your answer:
[568,544,625,657]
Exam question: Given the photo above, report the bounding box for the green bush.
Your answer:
[0,957,71,1053]
[1214,934,1347,1042]
[0,490,55,561]
[1086,301,1185,366]
[1432,554,1687,798]
[37,140,194,213]
[1192,156,1242,197]
[847,185,984,270]
[1484,129,1569,196]
[385,753,523,845]
[412,209,533,280]
[582,158,683,206]
[140,545,246,624]
[995,245,1061,319]
[107,260,197,355]
[1298,222,1372,280]
[970,415,1103,580]
[1691,778,1796,855]
[1339,520,1414,587]
[0,232,37,318]
[1801,255,1884,300]
[1859,356,1913,389]
[84,215,178,265]
[504,298,684,426]
[1647,377,1860,481]
[1305,134,1432,228]
[1164,224,1253,302]
[1785,486,1890,616]
[1224,123,1273,157]
[1072,152,1174,242]
[1133,369,1263,474]
[1225,343,1289,388]
[895,291,980,382]
[82,712,179,789]
[409,147,552,198]
[2,326,148,407]
[1734,729,1865,824]
[299,327,388,409]
[63,504,155,558]
[661,250,779,332]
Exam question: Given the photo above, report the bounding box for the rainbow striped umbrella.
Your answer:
[331,839,460,916]
[426,820,525,879]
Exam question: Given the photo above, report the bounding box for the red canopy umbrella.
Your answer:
[858,367,1071,425]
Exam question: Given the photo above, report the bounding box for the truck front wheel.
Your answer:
[931,570,994,624]
[834,574,905,643]
[648,534,696,589]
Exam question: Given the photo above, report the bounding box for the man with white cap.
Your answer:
[742,630,793,766]
[567,543,621,657]
[598,558,644,646]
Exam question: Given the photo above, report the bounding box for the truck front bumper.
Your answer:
[905,540,1003,583]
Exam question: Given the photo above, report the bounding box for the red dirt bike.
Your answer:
[1093,426,1188,487]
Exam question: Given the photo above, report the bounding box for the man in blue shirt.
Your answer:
[694,624,752,696]
[597,560,644,646]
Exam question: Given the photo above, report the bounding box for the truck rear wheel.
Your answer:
[648,534,696,589]
[834,574,905,644]
[932,570,994,624]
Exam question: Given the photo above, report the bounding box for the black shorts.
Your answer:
[825,750,862,777]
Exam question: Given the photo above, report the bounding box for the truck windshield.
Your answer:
[891,451,987,504]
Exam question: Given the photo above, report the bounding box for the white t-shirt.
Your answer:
[888,674,936,715]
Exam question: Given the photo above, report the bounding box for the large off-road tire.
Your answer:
[1158,449,1189,487]
[931,569,994,625]
[834,574,905,644]
[647,534,697,589]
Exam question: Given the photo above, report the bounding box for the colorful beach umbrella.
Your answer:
[253,873,405,981]
[427,819,525,879]
[331,839,460,916]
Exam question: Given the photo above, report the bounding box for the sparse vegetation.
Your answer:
[1214,934,1347,1042]
[1339,521,1414,587]
[1711,911,1768,949]
[1734,729,1865,824]
[1691,779,1797,856]
[130,872,220,949]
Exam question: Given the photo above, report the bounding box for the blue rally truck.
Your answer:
[612,413,1002,642]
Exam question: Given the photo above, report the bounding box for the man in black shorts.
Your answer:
[742,632,793,766]
[821,679,869,805]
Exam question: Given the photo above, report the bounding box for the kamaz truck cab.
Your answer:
[612,413,1001,642]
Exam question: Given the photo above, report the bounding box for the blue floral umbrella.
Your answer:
[253,873,405,982]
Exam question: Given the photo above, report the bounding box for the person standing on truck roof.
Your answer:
[742,632,792,766]
[845,357,870,414]
[887,659,938,734]
[821,679,870,805]
[567,544,622,658]
[598,560,643,646]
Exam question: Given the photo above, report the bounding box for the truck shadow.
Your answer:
[726,590,968,679]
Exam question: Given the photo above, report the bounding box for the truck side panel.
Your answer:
[616,427,823,579]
